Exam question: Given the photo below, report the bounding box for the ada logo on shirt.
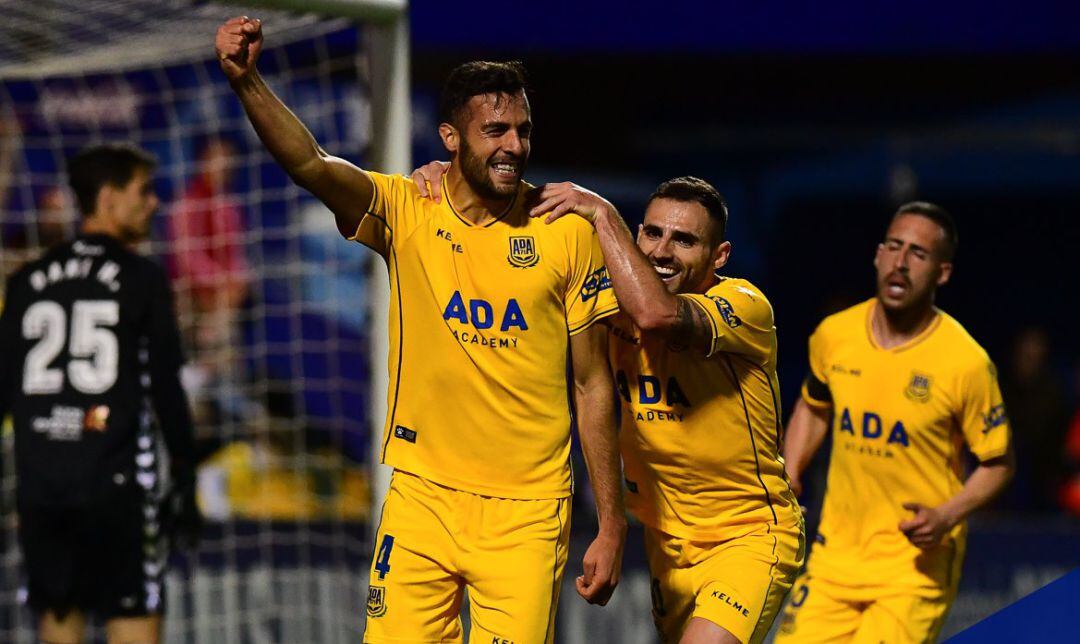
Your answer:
[507,236,540,268]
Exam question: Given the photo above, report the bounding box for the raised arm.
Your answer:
[216,16,373,238]
[782,397,831,497]
[569,323,625,606]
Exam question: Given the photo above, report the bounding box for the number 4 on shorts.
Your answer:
[374,534,394,580]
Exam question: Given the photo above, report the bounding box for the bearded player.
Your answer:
[412,165,803,644]
[217,17,624,644]
[776,203,1013,643]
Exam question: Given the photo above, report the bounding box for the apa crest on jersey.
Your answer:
[507,236,540,268]
[367,585,387,617]
[904,371,933,403]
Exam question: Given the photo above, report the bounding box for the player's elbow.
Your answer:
[627,304,677,335]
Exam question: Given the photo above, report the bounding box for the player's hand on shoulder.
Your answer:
[575,527,625,606]
[528,181,618,225]
[410,160,450,202]
[897,502,952,550]
[216,16,264,82]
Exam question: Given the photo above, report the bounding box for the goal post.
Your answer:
[245,0,410,540]
[0,1,408,641]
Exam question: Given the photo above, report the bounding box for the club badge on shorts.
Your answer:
[366,585,387,618]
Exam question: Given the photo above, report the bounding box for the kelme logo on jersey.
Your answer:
[507,236,539,268]
[366,586,387,618]
[581,266,612,302]
[708,296,742,328]
[904,371,933,403]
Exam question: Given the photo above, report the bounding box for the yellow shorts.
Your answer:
[645,519,805,644]
[363,471,570,644]
[774,567,961,644]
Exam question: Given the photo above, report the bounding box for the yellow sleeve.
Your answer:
[957,357,1011,462]
[800,322,832,409]
[348,171,425,258]
[564,222,619,336]
[681,281,774,363]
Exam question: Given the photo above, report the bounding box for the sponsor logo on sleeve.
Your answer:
[708,296,742,328]
[580,266,612,302]
[982,404,1007,434]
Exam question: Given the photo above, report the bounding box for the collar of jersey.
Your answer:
[442,173,518,228]
[864,299,943,353]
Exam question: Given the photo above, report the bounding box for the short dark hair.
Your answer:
[892,201,958,261]
[67,143,156,217]
[648,176,729,243]
[439,61,528,127]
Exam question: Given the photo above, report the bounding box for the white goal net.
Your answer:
[0,1,402,641]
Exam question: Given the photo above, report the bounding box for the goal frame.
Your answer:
[232,0,409,537]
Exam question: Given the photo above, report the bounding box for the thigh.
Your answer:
[19,506,77,615]
[854,592,951,644]
[692,523,804,644]
[86,489,166,619]
[364,473,466,644]
[465,495,570,644]
[105,615,161,644]
[644,527,697,644]
[774,574,861,644]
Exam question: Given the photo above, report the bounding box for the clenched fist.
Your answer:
[216,16,263,82]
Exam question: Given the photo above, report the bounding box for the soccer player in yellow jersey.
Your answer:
[217,17,626,644]
[776,203,1014,643]
[389,169,811,643]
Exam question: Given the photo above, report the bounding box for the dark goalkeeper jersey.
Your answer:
[0,234,195,507]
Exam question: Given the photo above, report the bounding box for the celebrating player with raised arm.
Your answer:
[775,203,1013,643]
[413,165,804,644]
[217,17,625,643]
[0,144,200,644]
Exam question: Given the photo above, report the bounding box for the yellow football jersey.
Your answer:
[351,172,618,499]
[611,277,800,541]
[801,298,1010,589]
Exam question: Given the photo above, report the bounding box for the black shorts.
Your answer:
[18,483,166,619]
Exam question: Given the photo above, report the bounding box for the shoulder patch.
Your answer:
[708,296,742,328]
[581,266,612,302]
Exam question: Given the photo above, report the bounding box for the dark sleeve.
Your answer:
[0,276,21,424]
[802,371,832,407]
[0,276,23,492]
[144,266,196,480]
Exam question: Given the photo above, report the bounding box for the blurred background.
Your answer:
[1,1,1078,641]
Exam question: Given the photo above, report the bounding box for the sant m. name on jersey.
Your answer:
[351,172,618,499]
